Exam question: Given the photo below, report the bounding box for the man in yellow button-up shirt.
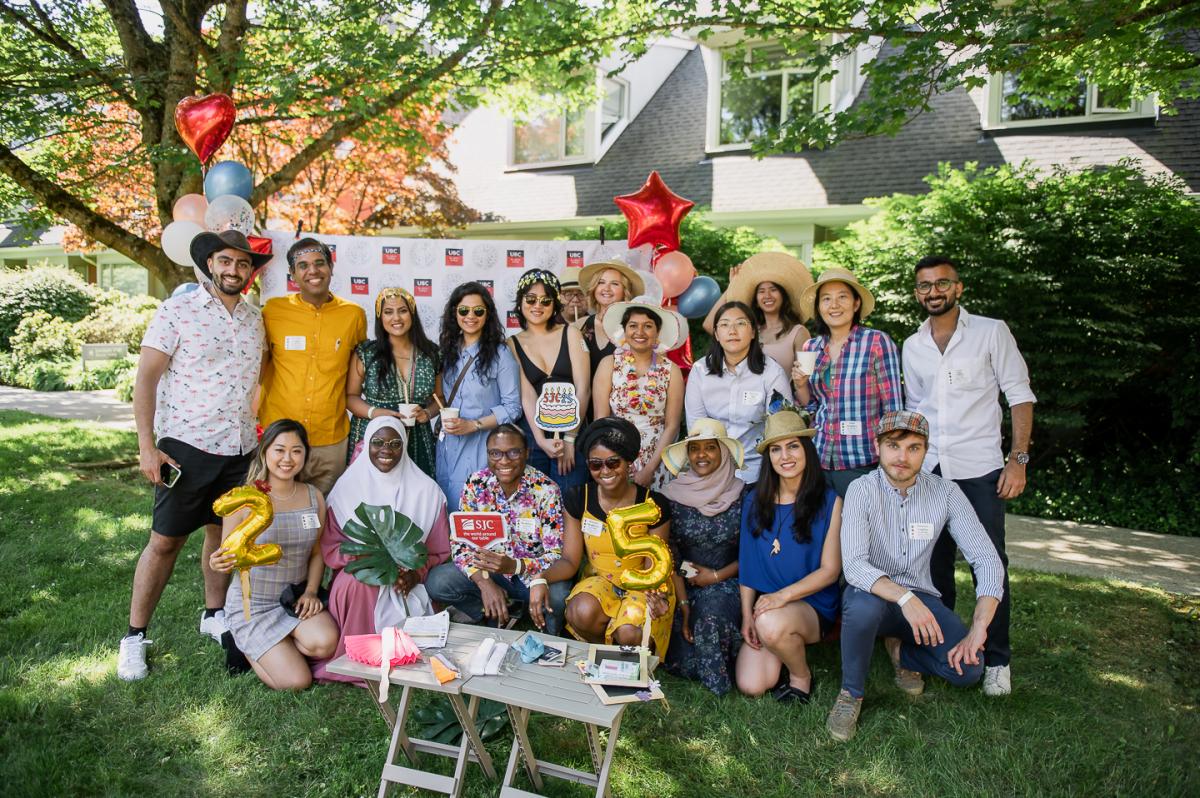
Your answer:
[260,238,366,493]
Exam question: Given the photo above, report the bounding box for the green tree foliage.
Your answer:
[814,161,1200,465]
[10,310,79,363]
[0,266,98,349]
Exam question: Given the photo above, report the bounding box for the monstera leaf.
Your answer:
[339,503,429,587]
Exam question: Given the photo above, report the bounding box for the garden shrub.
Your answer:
[15,359,71,392]
[11,311,81,364]
[74,292,159,353]
[114,366,136,402]
[0,266,99,349]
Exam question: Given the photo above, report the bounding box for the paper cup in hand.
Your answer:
[795,351,818,376]
[440,407,460,421]
[396,403,419,426]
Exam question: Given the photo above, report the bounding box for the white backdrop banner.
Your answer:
[258,232,647,339]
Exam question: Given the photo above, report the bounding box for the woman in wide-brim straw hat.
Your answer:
[659,418,747,695]
[791,267,901,499]
[735,409,842,704]
[577,259,646,374]
[592,299,685,490]
[704,252,814,372]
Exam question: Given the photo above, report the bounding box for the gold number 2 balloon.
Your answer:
[606,500,672,592]
[213,485,282,620]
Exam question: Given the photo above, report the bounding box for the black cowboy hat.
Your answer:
[189,230,272,278]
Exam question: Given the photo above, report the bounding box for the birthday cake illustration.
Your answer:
[535,382,580,432]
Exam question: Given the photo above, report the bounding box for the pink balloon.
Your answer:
[173,193,209,224]
[654,250,697,298]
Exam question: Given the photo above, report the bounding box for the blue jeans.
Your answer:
[424,562,570,637]
[839,586,983,698]
[519,417,586,496]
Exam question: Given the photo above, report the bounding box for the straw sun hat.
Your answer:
[602,300,685,351]
[579,259,646,300]
[723,252,816,321]
[755,409,816,454]
[798,267,876,322]
[662,418,745,476]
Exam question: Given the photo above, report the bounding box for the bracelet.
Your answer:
[528,578,548,588]
[678,598,690,607]
[897,590,916,607]
[475,419,483,432]
[367,406,376,420]
[563,434,577,444]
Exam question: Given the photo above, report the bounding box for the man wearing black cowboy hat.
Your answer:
[117,230,270,681]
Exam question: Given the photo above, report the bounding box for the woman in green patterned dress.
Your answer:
[345,287,439,476]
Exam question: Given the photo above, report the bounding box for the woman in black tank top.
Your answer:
[506,269,591,494]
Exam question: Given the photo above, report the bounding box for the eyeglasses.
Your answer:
[369,437,404,451]
[523,295,554,307]
[457,306,486,318]
[487,448,525,461]
[716,319,751,332]
[915,278,959,295]
[586,456,624,472]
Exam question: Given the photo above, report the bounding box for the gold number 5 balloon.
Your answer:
[213,485,281,620]
[606,500,672,592]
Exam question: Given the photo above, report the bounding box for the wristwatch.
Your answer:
[1012,451,1030,466]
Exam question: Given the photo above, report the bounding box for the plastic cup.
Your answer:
[795,351,818,376]
[440,407,460,421]
[396,403,419,426]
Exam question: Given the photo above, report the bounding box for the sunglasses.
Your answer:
[915,278,959,295]
[369,437,404,451]
[586,456,624,472]
[457,305,487,318]
[486,448,525,461]
[522,295,555,307]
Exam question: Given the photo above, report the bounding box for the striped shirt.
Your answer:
[801,325,902,471]
[841,468,1004,600]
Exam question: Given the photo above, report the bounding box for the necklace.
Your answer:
[273,480,299,501]
[770,503,794,556]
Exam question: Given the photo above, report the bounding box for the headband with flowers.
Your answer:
[375,286,415,315]
[516,269,560,298]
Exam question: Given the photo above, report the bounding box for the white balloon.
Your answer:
[204,194,256,235]
[634,269,664,304]
[161,220,205,267]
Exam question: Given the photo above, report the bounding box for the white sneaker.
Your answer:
[199,610,228,643]
[117,634,152,681]
[983,664,1012,696]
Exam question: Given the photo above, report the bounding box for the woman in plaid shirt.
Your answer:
[791,269,902,498]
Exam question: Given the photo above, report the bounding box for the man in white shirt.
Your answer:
[902,255,1035,696]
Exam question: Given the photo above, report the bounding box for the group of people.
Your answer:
[118,228,1035,743]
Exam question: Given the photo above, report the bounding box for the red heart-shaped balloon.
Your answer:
[174,93,236,164]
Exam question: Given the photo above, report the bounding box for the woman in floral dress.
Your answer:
[592,301,685,490]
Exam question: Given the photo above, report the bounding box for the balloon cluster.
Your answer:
[613,171,720,320]
[161,93,271,278]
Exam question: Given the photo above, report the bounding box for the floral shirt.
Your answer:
[141,285,264,456]
[453,465,564,585]
[609,345,672,489]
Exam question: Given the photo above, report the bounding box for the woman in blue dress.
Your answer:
[736,409,842,704]
[435,282,522,511]
[660,418,747,695]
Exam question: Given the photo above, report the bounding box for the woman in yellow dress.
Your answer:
[537,417,685,654]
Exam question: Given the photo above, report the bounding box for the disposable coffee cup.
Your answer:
[396,403,419,426]
[795,351,818,376]
[440,407,460,427]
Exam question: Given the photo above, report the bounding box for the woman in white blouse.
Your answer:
[684,301,792,483]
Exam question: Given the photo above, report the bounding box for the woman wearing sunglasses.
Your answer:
[507,269,591,495]
[537,418,684,655]
[346,287,440,477]
[434,283,522,511]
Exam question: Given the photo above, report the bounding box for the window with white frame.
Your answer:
[989,70,1153,127]
[718,44,818,146]
[510,78,629,167]
[600,77,627,141]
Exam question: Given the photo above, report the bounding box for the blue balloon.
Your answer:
[203,160,253,201]
[676,275,721,319]
[172,282,200,297]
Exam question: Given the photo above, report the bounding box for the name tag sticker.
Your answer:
[908,522,936,540]
[582,518,605,537]
[741,390,763,406]
[301,512,321,530]
[516,517,537,535]
[839,420,863,436]
[284,335,306,351]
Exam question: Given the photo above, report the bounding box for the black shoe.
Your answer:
[222,631,251,676]
[773,677,814,704]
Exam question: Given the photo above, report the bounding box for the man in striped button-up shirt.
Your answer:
[826,411,1004,742]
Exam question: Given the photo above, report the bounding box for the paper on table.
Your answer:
[403,610,450,649]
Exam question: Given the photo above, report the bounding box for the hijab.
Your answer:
[327,416,444,536]
[661,444,744,517]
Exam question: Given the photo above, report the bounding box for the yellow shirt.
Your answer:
[260,293,367,446]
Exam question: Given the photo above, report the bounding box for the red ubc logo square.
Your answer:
[477,279,494,296]
[414,278,433,297]
[506,310,521,329]
[350,276,369,295]
[445,248,464,266]
[327,243,337,263]
[506,249,525,268]
[567,250,584,268]
[381,246,401,265]
[286,276,299,292]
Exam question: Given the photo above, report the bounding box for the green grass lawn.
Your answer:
[0,410,1197,797]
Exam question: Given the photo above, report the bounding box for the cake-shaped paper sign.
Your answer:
[535,381,580,432]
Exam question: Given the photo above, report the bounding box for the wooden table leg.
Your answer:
[362,676,398,730]
[588,715,621,798]
[448,693,497,781]
[506,705,545,792]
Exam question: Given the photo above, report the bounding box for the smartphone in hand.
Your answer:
[160,462,182,488]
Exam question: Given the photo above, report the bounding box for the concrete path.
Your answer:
[0,385,1197,594]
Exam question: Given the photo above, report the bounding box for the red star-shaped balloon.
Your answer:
[614,171,694,253]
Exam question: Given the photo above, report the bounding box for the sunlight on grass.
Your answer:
[1097,671,1148,690]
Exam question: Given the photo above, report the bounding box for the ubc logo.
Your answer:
[414,279,433,297]
[506,310,521,329]
[567,250,584,268]
[506,249,525,268]
[381,246,401,265]
[478,279,494,296]
[350,276,369,295]
[445,248,464,266]
[327,243,337,263]
[286,276,299,292]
